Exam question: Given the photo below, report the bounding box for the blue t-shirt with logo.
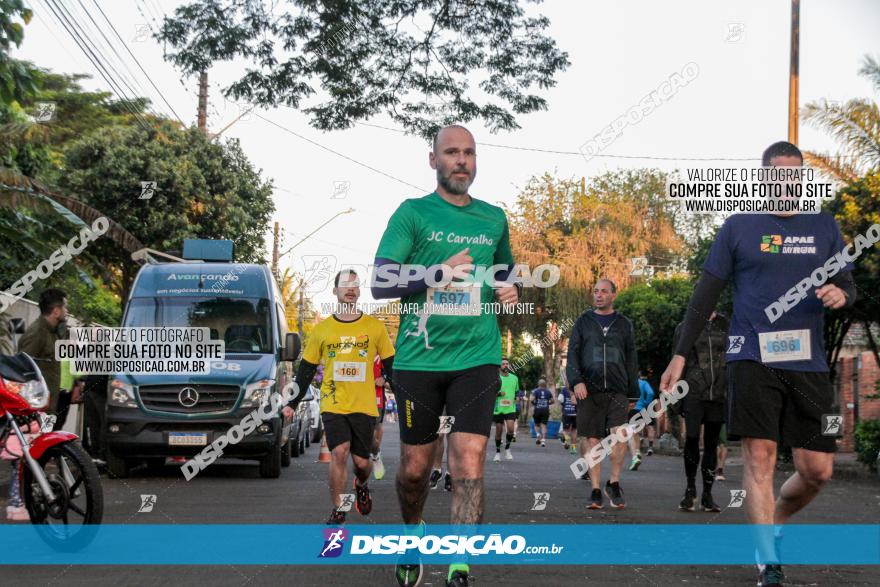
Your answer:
[703,212,852,372]
[532,388,553,411]
[558,388,577,416]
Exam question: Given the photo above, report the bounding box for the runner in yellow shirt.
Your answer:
[283,270,395,524]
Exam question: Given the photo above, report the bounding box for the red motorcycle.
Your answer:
[0,353,102,544]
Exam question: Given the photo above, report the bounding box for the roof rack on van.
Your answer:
[131,248,200,265]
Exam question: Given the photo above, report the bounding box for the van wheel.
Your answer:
[107,452,130,479]
[281,438,291,467]
[311,424,323,444]
[298,435,306,456]
[260,440,282,478]
[305,432,311,448]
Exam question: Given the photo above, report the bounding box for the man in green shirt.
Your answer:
[372,125,521,587]
[493,358,519,462]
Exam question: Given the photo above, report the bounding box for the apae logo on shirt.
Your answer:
[760,235,816,255]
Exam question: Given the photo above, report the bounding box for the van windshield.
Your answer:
[124,297,274,354]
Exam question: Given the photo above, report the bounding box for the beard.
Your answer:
[437,165,474,195]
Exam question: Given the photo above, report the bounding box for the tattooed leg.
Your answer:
[396,440,436,524]
[447,431,489,526]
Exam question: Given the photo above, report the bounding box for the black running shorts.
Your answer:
[727,360,837,453]
[393,364,500,445]
[532,409,550,425]
[492,412,516,423]
[576,391,628,439]
[322,412,376,459]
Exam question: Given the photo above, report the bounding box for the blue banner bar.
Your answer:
[0,524,877,565]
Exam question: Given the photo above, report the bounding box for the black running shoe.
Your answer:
[701,491,721,512]
[757,563,785,586]
[327,509,346,525]
[588,488,603,509]
[354,479,372,515]
[444,472,453,492]
[395,562,423,587]
[679,487,697,511]
[604,480,625,508]
[447,570,470,586]
[429,468,442,489]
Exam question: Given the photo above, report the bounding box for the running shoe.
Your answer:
[541,439,546,447]
[570,446,577,455]
[604,480,625,508]
[493,451,501,462]
[372,453,385,481]
[511,434,517,443]
[588,488,603,509]
[429,468,442,489]
[536,437,541,445]
[701,491,721,512]
[505,448,513,460]
[563,442,570,450]
[395,562,424,587]
[327,509,346,525]
[715,467,725,481]
[646,447,653,456]
[629,454,642,471]
[444,472,452,492]
[756,563,785,586]
[354,479,372,515]
[679,487,697,511]
[447,570,470,586]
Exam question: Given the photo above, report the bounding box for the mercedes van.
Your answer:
[105,240,305,478]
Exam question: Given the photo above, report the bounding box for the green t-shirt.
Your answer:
[375,192,514,371]
[495,372,519,414]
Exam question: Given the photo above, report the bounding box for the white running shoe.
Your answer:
[505,449,513,460]
[493,452,501,462]
[372,453,385,480]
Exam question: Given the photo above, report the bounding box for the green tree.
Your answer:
[0,1,35,104]
[503,169,685,390]
[157,0,570,139]
[58,122,275,302]
[614,276,693,381]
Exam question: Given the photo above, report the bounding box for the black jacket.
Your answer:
[566,310,639,397]
[672,314,728,403]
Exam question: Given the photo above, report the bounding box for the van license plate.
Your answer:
[168,432,207,446]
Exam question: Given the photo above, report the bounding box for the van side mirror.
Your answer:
[283,332,301,362]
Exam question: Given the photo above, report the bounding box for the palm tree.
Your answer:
[802,55,880,181]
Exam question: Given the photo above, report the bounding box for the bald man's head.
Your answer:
[430,125,476,196]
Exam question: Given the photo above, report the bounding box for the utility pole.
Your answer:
[271,222,280,281]
[197,71,208,133]
[788,0,800,145]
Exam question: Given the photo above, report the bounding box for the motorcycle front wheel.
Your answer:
[23,440,104,550]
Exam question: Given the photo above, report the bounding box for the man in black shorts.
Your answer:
[372,124,521,587]
[566,278,640,509]
[661,142,858,586]
[530,378,553,446]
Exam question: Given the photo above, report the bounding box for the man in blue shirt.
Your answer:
[530,379,554,446]
[627,371,656,471]
[661,142,858,587]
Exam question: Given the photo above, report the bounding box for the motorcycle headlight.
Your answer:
[109,379,138,408]
[242,379,274,408]
[2,378,49,409]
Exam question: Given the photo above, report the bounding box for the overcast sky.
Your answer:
[14,0,880,306]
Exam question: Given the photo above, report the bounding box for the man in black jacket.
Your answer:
[566,279,640,509]
[672,311,728,513]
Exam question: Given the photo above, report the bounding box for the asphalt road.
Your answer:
[1,421,878,586]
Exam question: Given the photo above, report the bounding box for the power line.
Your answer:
[354,120,869,162]
[40,0,152,132]
[253,112,428,192]
[90,0,185,125]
